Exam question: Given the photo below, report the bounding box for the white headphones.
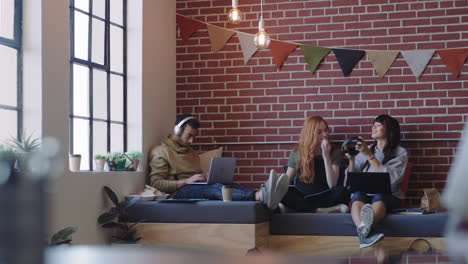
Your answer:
[174,116,197,136]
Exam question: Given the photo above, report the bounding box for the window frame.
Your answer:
[0,0,23,139]
[69,0,127,170]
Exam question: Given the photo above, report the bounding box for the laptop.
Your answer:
[189,157,236,185]
[347,172,392,194]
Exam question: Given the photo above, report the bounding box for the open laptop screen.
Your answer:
[347,172,392,194]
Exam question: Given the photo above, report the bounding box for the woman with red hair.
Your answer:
[281,116,349,213]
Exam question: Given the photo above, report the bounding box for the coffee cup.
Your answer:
[69,154,81,171]
[222,185,233,202]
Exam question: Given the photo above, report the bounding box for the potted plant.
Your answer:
[7,132,40,171]
[98,186,141,243]
[0,145,17,172]
[49,226,78,246]
[106,152,130,171]
[94,154,107,171]
[125,151,142,171]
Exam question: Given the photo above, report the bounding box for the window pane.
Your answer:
[110,25,123,73]
[110,123,123,153]
[93,69,107,119]
[74,11,89,60]
[91,18,105,64]
[92,0,105,18]
[110,0,123,25]
[93,121,107,165]
[110,74,123,122]
[74,0,89,12]
[0,109,16,143]
[0,45,17,106]
[0,0,14,39]
[73,64,89,117]
[73,118,90,171]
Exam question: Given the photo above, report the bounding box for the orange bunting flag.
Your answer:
[269,40,299,69]
[206,24,236,52]
[437,48,468,78]
[176,14,206,41]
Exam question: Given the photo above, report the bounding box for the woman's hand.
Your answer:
[356,138,373,158]
[321,138,332,159]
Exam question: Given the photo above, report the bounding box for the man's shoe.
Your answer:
[357,203,374,238]
[359,232,384,248]
[261,170,279,209]
[316,204,349,213]
[268,173,289,210]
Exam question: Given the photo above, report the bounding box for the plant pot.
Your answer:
[94,159,106,171]
[16,152,30,172]
[132,159,140,171]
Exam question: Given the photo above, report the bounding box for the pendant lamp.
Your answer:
[227,0,243,24]
[253,0,270,49]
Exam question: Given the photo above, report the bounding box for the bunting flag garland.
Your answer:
[332,49,365,77]
[176,14,206,41]
[269,40,299,69]
[300,45,331,74]
[237,32,258,64]
[367,50,400,78]
[401,50,435,79]
[437,48,468,78]
[206,25,236,52]
[176,13,468,79]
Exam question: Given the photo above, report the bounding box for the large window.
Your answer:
[70,0,127,170]
[0,0,22,142]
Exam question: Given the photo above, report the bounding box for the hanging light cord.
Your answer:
[261,0,263,19]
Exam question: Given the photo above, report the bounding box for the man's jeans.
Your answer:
[174,183,256,201]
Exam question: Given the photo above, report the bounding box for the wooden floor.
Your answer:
[268,235,446,256]
[135,222,446,256]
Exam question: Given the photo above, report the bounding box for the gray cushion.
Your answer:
[270,213,448,237]
[127,201,271,224]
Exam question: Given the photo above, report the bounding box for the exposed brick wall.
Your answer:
[176,0,468,206]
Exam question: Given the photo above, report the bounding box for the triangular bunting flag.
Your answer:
[437,48,468,78]
[269,40,299,69]
[206,24,236,52]
[237,32,258,64]
[332,49,365,77]
[401,50,435,79]
[300,45,331,74]
[176,14,206,41]
[367,50,400,78]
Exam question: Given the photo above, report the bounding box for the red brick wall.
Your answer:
[175,0,468,205]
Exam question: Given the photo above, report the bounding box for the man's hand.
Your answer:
[185,173,207,184]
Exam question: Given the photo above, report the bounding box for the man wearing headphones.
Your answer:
[148,113,289,210]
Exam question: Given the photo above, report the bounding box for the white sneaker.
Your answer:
[357,203,374,238]
[268,173,289,210]
[261,169,279,209]
[316,204,349,213]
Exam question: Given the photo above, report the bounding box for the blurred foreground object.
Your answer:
[0,137,62,264]
[442,121,468,262]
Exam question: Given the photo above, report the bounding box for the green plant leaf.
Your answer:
[103,186,119,207]
[50,226,78,245]
[97,211,118,224]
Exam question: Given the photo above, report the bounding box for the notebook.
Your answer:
[347,172,392,194]
[189,157,236,185]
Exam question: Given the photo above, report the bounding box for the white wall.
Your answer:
[22,0,176,244]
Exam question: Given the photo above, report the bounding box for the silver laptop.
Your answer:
[189,157,236,185]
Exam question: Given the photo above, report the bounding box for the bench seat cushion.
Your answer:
[270,212,448,237]
[127,200,271,224]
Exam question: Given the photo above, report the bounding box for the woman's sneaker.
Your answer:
[269,174,289,210]
[261,170,279,209]
[316,204,349,213]
[359,232,384,248]
[357,203,374,238]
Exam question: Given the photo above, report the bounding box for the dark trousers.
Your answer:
[174,183,256,201]
[281,185,350,212]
